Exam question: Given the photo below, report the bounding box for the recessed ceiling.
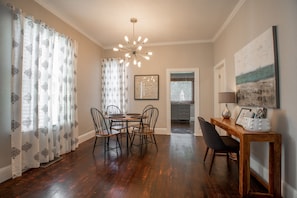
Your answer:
[35,0,242,49]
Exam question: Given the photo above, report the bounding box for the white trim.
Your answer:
[78,130,95,145]
[35,0,246,48]
[213,59,227,118]
[250,157,297,197]
[34,0,103,47]
[212,0,247,42]
[0,165,12,183]
[154,128,170,136]
[282,181,297,198]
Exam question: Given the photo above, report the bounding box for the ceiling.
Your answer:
[35,0,243,49]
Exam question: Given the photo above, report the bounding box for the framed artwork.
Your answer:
[234,26,279,108]
[235,108,253,126]
[134,75,159,100]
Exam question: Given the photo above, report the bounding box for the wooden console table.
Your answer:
[210,118,281,197]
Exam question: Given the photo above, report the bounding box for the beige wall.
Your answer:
[0,4,12,169]
[104,43,214,128]
[214,0,297,196]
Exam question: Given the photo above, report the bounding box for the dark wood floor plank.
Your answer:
[0,132,266,198]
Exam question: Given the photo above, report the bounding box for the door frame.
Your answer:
[166,68,200,136]
[214,59,226,118]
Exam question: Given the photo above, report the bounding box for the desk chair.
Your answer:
[198,116,239,175]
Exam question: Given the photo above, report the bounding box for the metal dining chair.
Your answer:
[90,108,121,154]
[129,104,153,129]
[130,107,159,154]
[198,116,239,175]
[106,105,127,140]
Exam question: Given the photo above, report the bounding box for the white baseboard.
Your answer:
[282,180,297,198]
[250,157,269,182]
[250,157,297,197]
[0,165,11,183]
[78,130,95,145]
[155,128,170,135]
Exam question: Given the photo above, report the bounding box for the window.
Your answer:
[170,73,194,103]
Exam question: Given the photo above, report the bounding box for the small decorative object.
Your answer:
[255,107,267,119]
[134,75,159,100]
[243,117,271,132]
[235,108,253,126]
[218,92,236,119]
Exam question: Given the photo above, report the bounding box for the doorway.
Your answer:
[166,68,200,135]
[170,72,194,134]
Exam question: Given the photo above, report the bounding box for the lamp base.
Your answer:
[222,104,231,119]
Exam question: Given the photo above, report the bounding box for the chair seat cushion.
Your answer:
[221,136,239,151]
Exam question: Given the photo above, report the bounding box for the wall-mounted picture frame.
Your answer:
[235,108,253,126]
[134,75,159,100]
[235,26,280,108]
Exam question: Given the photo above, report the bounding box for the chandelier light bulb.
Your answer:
[137,36,142,42]
[118,44,124,48]
[113,47,119,51]
[147,51,153,56]
[124,36,129,43]
[137,46,142,51]
[143,38,148,43]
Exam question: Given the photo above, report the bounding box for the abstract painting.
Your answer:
[234,26,279,108]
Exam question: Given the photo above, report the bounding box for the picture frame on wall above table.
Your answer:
[134,75,159,100]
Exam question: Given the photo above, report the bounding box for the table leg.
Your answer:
[269,137,281,197]
[126,120,129,151]
[239,137,250,196]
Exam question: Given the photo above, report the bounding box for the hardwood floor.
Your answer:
[0,130,267,197]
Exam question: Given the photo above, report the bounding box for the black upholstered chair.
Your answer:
[198,116,239,175]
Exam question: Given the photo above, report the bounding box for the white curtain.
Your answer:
[10,7,79,178]
[101,58,128,113]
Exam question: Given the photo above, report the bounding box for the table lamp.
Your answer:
[218,92,236,119]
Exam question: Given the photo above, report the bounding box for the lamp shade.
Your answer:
[218,92,236,103]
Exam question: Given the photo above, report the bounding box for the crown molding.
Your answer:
[212,0,246,42]
[34,0,103,48]
[35,0,246,48]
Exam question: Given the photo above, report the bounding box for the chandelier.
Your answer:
[113,17,153,68]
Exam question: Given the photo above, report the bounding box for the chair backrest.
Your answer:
[143,104,153,113]
[141,105,154,124]
[106,105,122,115]
[198,116,226,150]
[141,107,159,132]
[90,108,110,135]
